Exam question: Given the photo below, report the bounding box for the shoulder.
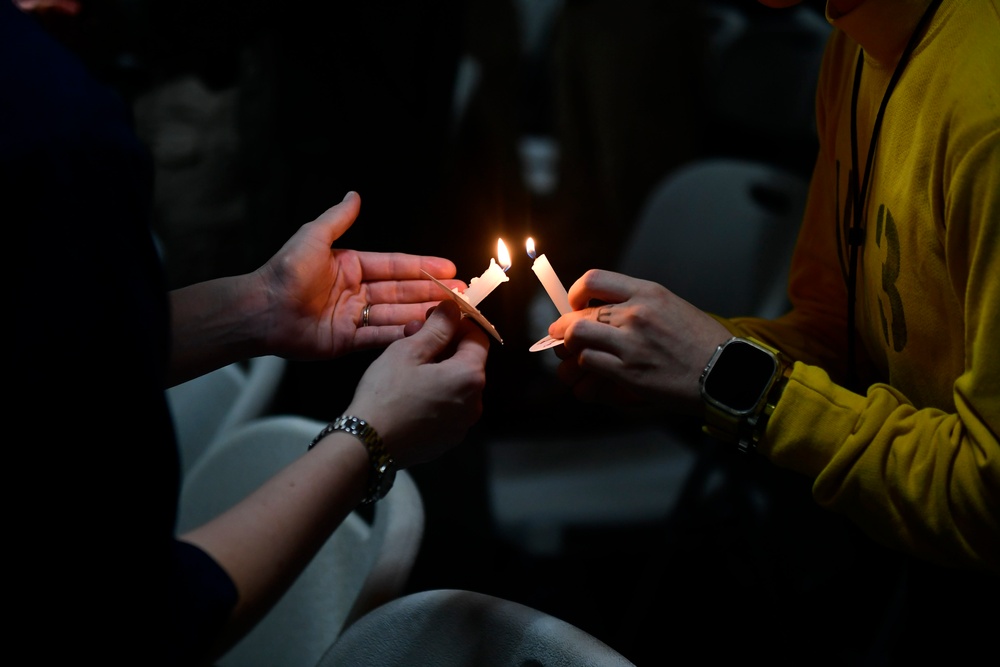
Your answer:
[935,1,1000,102]
[920,1,1000,181]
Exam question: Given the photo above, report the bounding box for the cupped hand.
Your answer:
[254,192,466,360]
[345,299,490,468]
[548,269,731,416]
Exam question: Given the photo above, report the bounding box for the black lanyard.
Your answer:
[846,0,943,389]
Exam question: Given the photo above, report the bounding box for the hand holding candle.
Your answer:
[459,238,511,307]
[527,237,571,315]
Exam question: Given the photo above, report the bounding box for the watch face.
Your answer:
[704,339,777,413]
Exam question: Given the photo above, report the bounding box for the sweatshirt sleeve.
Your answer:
[715,148,1000,574]
[758,361,998,573]
[709,22,1000,573]
[716,155,1000,573]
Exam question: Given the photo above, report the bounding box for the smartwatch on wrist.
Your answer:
[699,337,789,453]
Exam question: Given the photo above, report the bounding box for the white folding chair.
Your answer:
[316,588,637,667]
[177,414,425,667]
[495,158,809,556]
[616,157,807,319]
[167,355,287,473]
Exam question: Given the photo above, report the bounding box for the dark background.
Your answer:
[62,0,992,664]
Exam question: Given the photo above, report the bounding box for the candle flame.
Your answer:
[497,238,511,272]
[526,237,537,259]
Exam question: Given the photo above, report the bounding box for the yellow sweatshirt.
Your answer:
[724,0,999,572]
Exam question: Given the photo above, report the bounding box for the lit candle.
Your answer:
[459,238,511,307]
[526,237,571,315]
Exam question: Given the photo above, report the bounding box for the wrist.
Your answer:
[307,430,371,494]
[233,270,275,357]
[309,415,396,504]
[699,337,791,453]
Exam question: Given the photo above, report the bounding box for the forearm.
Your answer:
[762,364,1000,572]
[168,272,271,386]
[179,431,369,661]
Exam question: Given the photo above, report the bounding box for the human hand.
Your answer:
[254,192,466,360]
[345,299,490,468]
[548,269,731,416]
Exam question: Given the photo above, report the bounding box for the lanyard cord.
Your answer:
[846,0,943,389]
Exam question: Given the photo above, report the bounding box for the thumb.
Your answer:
[406,299,462,360]
[314,191,361,245]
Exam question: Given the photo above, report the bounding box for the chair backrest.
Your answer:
[315,588,637,667]
[177,414,425,667]
[499,158,809,556]
[167,355,287,473]
[216,355,287,436]
[617,158,808,320]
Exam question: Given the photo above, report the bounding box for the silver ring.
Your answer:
[361,303,372,328]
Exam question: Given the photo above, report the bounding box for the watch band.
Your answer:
[739,359,792,454]
[309,415,396,504]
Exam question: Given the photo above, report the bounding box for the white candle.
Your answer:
[459,238,511,307]
[526,237,571,315]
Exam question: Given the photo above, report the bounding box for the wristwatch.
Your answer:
[310,415,396,504]
[699,337,789,453]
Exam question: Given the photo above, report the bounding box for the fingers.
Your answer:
[405,299,464,359]
[359,301,452,329]
[311,192,458,285]
[548,309,585,340]
[548,269,637,338]
[451,314,491,365]
[355,251,458,283]
[565,317,628,359]
[405,300,489,360]
[594,303,615,325]
[365,278,463,306]
[549,303,617,339]
[554,310,629,399]
[567,269,635,310]
[352,300,461,351]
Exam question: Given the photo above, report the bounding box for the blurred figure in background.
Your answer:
[545,0,708,281]
[5,2,490,664]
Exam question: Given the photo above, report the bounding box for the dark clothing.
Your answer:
[3,3,236,663]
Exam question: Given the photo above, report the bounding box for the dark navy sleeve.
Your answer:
[3,4,237,664]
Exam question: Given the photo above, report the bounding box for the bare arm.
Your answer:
[167,192,464,386]
[180,299,489,661]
